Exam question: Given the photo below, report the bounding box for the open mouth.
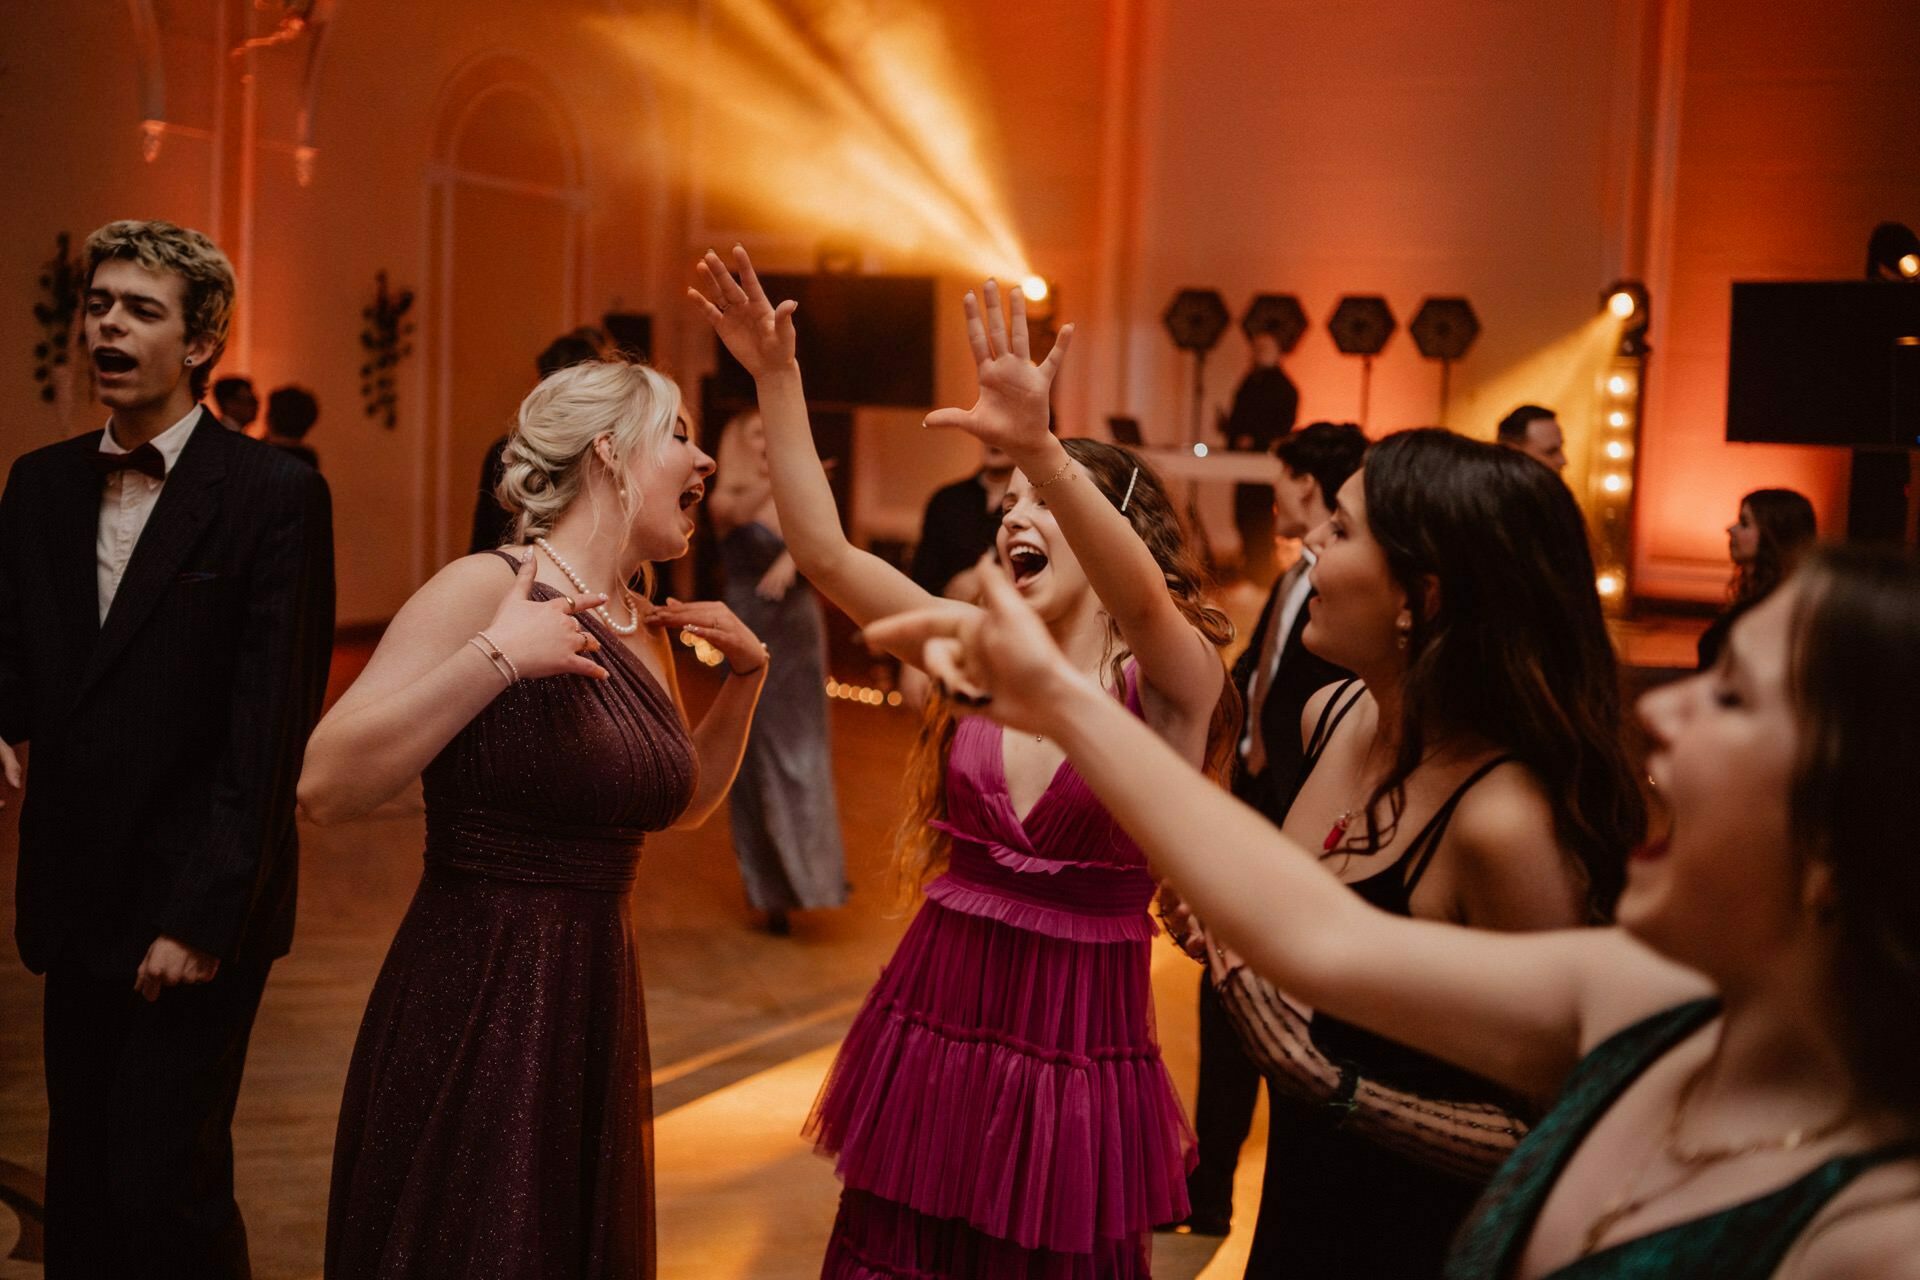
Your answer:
[1632,771,1674,861]
[678,483,704,511]
[93,348,138,376]
[1007,544,1049,585]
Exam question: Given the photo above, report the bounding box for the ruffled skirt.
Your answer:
[806,892,1193,1278]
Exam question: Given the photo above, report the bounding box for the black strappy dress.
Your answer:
[1243,679,1518,1278]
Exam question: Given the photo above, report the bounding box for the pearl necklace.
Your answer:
[532,537,640,635]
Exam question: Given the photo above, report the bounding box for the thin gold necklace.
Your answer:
[1579,1057,1855,1258]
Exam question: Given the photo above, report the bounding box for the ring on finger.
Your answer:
[560,593,577,612]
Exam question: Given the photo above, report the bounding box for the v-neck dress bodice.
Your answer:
[807,669,1193,1278]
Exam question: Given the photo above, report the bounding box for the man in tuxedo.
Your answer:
[1496,402,1567,473]
[0,220,334,1277]
[1172,421,1364,1236]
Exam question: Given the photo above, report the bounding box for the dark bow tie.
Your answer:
[89,443,167,482]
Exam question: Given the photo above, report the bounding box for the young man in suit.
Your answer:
[0,220,335,1277]
[1169,421,1366,1236]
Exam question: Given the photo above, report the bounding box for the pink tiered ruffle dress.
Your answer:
[806,672,1193,1278]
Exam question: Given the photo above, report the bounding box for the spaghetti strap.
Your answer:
[1399,755,1513,896]
[484,547,526,574]
[1302,678,1365,768]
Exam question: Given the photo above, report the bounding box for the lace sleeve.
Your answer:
[1213,960,1527,1181]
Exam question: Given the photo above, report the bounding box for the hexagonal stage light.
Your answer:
[1409,297,1480,361]
[1240,294,1308,352]
[1162,288,1232,353]
[1327,295,1396,356]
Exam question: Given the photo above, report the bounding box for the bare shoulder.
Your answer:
[1571,929,1716,1055]
[1782,1158,1920,1280]
[369,553,518,659]
[1446,759,1559,860]
[1297,678,1367,752]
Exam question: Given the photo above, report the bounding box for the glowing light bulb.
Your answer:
[1193,442,1210,458]
[1020,274,1050,303]
[1901,253,1920,279]
[1608,411,1629,428]
[1607,375,1632,396]
[1605,441,1629,460]
[1608,291,1637,319]
[1597,572,1623,598]
[1602,474,1628,494]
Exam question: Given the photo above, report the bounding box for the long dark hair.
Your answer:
[1788,545,1920,1115]
[1733,488,1817,607]
[892,439,1242,896]
[1354,429,1643,919]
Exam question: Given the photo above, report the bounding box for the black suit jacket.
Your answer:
[0,410,335,976]
[1229,572,1351,822]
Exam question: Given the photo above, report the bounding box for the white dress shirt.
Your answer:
[96,407,201,622]
[1239,547,1317,764]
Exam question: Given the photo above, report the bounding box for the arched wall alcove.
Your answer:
[419,53,589,573]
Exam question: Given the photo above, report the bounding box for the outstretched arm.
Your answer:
[688,247,955,664]
[862,557,1701,1102]
[1210,959,1527,1178]
[924,283,1221,732]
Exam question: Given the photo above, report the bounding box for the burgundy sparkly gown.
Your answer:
[326,555,697,1280]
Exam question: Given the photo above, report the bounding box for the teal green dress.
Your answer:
[1445,1000,1914,1278]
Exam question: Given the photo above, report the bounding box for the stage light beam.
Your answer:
[595,1,1033,279]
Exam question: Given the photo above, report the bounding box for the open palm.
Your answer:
[687,246,796,378]
[924,279,1074,455]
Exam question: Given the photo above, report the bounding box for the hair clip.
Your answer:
[1119,466,1140,513]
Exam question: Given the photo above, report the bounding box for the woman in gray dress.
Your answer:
[709,410,848,933]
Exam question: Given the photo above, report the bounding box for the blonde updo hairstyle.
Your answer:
[495,359,683,585]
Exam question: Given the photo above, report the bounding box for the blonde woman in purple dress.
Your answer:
[691,247,1240,1277]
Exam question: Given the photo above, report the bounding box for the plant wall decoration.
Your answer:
[360,270,415,429]
[32,233,86,404]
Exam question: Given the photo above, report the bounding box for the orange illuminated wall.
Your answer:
[1633,0,1920,600]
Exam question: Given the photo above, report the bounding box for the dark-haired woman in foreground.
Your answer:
[874,545,1920,1278]
[692,247,1238,1277]
[1188,430,1644,1275]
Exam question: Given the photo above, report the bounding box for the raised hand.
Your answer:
[923,280,1074,459]
[481,554,609,682]
[861,554,1076,735]
[687,246,797,380]
[650,598,770,675]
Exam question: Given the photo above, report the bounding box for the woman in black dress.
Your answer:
[1166,430,1645,1275]
[300,358,768,1279]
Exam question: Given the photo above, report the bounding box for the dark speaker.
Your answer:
[1727,282,1920,448]
[712,273,936,408]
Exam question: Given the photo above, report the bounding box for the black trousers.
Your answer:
[1191,972,1262,1211]
[42,959,271,1279]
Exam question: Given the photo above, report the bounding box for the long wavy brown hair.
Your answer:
[1350,429,1645,920]
[890,439,1241,899]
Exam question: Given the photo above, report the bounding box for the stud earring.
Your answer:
[183,356,195,366]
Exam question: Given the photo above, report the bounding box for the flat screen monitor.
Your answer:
[1726,281,1920,448]
[712,273,936,408]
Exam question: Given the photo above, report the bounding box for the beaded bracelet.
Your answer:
[469,631,519,686]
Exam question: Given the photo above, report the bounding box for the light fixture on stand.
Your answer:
[1327,295,1396,425]
[1590,280,1651,615]
[1409,297,1480,424]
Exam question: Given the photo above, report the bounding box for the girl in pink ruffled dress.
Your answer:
[691,248,1238,1278]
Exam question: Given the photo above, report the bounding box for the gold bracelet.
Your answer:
[1029,454,1074,489]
